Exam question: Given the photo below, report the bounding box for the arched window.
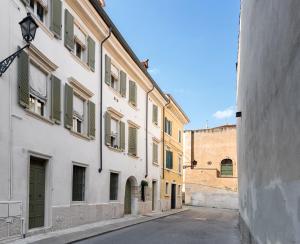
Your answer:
[221,159,233,176]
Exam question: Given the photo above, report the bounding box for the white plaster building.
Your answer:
[0,0,168,241]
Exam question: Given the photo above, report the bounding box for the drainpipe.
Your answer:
[98,28,112,173]
[162,99,170,179]
[145,85,155,178]
[191,130,195,165]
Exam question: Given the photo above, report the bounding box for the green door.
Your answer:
[29,158,46,229]
[124,180,131,214]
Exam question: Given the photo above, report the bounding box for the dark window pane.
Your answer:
[37,2,44,22]
[110,173,118,200]
[72,165,85,201]
[30,0,34,9]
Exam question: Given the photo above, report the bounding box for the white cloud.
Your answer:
[148,68,160,75]
[213,107,235,119]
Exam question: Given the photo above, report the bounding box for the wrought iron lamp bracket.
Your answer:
[0,44,29,77]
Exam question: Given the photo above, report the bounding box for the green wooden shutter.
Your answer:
[105,55,111,86]
[50,0,62,38]
[170,151,173,169]
[18,50,29,108]
[51,75,61,123]
[153,143,158,163]
[119,121,125,150]
[88,101,96,139]
[128,127,137,156]
[120,71,127,97]
[64,9,74,50]
[104,112,111,146]
[64,83,73,129]
[129,80,137,106]
[87,36,95,71]
[153,105,158,124]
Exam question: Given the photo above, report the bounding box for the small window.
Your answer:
[178,185,181,195]
[166,150,173,169]
[110,118,120,149]
[128,126,138,156]
[178,130,182,143]
[28,63,48,117]
[164,118,172,135]
[152,142,158,164]
[221,159,233,176]
[29,0,46,23]
[110,172,119,201]
[178,156,182,173]
[152,104,158,125]
[74,25,87,62]
[29,95,45,116]
[165,182,169,195]
[73,95,85,134]
[72,165,86,202]
[110,64,119,91]
[36,1,44,22]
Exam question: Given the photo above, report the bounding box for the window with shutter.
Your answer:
[64,83,73,129]
[64,9,74,51]
[128,126,137,156]
[50,0,62,38]
[166,150,173,169]
[88,101,95,139]
[109,172,119,201]
[72,165,86,202]
[119,121,125,151]
[18,50,29,108]
[87,36,95,71]
[51,75,61,123]
[29,0,47,23]
[129,80,137,107]
[152,104,158,125]
[105,55,111,86]
[153,142,158,164]
[120,71,127,97]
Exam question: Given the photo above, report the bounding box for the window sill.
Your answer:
[70,52,92,72]
[107,145,124,153]
[70,130,91,141]
[71,201,87,206]
[152,162,159,167]
[128,153,139,159]
[28,10,55,40]
[25,109,55,125]
[219,175,236,178]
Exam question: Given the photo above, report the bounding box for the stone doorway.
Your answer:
[124,176,138,215]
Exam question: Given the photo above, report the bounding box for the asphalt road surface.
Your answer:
[75,207,240,244]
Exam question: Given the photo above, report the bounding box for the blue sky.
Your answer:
[105,1,240,129]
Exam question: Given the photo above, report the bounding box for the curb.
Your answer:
[18,209,189,244]
[68,209,188,243]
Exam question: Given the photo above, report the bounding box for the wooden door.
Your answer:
[171,184,176,209]
[29,158,46,229]
[124,180,131,214]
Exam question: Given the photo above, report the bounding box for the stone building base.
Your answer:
[239,215,258,244]
[52,203,124,231]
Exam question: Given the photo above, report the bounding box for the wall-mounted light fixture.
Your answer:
[0,13,38,77]
[236,111,242,118]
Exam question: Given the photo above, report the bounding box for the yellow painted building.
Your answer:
[161,95,189,210]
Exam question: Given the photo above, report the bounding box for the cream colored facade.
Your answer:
[184,125,238,205]
[160,95,189,211]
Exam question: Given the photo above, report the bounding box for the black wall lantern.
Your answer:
[0,13,38,77]
[183,160,198,169]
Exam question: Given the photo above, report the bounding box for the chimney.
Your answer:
[99,0,105,7]
[141,59,149,69]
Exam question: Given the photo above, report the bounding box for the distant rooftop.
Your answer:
[184,124,236,133]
